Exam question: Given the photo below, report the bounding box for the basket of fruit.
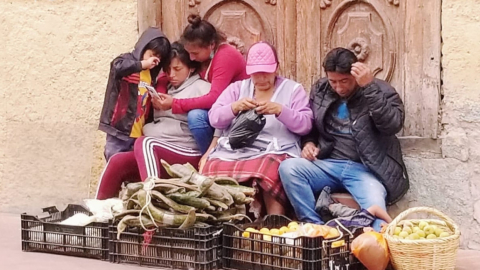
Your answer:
[384,207,460,270]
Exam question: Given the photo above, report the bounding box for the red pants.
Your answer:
[95,136,201,199]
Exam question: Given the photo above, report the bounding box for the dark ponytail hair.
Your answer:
[167,41,200,73]
[180,14,226,48]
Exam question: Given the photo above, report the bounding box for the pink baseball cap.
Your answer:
[245,42,278,75]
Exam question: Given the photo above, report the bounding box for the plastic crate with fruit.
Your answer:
[384,207,460,270]
[20,204,109,260]
[109,220,222,270]
[222,215,365,270]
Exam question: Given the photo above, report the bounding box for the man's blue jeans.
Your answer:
[187,109,214,154]
[279,158,387,231]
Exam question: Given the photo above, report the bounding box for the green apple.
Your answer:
[419,221,429,230]
[413,226,420,233]
[394,227,402,236]
[426,234,437,239]
[435,228,444,237]
[439,232,451,238]
[399,231,409,238]
[403,226,413,234]
[416,230,426,238]
[424,225,435,235]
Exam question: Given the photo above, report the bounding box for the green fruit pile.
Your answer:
[393,220,450,240]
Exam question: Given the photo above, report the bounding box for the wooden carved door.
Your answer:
[139,0,441,140]
[160,0,297,79]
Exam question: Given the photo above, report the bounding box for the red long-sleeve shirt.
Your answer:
[156,44,248,114]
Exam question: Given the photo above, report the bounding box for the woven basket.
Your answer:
[384,207,460,270]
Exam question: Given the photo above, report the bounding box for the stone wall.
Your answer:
[0,0,137,213]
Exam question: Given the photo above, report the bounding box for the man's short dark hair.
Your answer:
[323,48,358,74]
[144,37,171,66]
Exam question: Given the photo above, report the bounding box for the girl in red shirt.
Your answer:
[154,14,248,154]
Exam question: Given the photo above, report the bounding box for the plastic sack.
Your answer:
[84,198,124,222]
[351,231,390,270]
[228,109,266,149]
[60,213,96,226]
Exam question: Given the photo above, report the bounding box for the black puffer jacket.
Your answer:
[303,78,409,205]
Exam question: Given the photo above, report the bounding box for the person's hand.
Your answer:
[231,98,258,115]
[141,56,160,70]
[157,93,173,110]
[256,101,282,116]
[301,142,320,161]
[198,154,208,173]
[151,96,163,110]
[351,62,374,87]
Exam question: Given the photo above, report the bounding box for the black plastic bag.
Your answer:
[228,109,266,150]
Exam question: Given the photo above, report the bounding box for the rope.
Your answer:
[139,177,159,231]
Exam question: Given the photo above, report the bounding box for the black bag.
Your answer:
[228,109,266,149]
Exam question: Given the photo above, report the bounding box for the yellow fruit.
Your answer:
[416,230,426,238]
[399,231,409,238]
[394,227,402,235]
[270,229,280,235]
[402,227,413,234]
[410,233,420,240]
[424,226,435,235]
[439,232,451,238]
[426,234,437,239]
[420,237,426,240]
[326,228,340,239]
[288,222,299,228]
[259,228,270,234]
[419,221,429,230]
[434,228,444,237]
[242,231,250,238]
[331,240,345,248]
[413,227,420,233]
[279,226,289,235]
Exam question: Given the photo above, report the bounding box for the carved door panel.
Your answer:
[161,0,297,78]
[310,0,440,138]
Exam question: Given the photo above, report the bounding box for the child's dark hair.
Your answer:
[181,14,226,48]
[323,47,358,74]
[167,42,201,73]
[144,37,171,68]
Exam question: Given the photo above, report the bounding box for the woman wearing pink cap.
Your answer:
[200,42,313,217]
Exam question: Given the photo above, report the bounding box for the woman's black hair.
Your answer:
[180,14,226,48]
[167,41,201,72]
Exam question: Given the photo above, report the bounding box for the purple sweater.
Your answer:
[209,77,312,134]
[208,77,313,160]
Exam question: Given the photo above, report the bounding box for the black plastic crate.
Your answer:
[222,215,366,270]
[109,220,222,270]
[21,204,109,260]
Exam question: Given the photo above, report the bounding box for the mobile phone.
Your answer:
[145,85,160,99]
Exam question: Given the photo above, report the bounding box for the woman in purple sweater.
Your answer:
[200,42,313,218]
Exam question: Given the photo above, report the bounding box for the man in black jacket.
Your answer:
[279,48,409,231]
